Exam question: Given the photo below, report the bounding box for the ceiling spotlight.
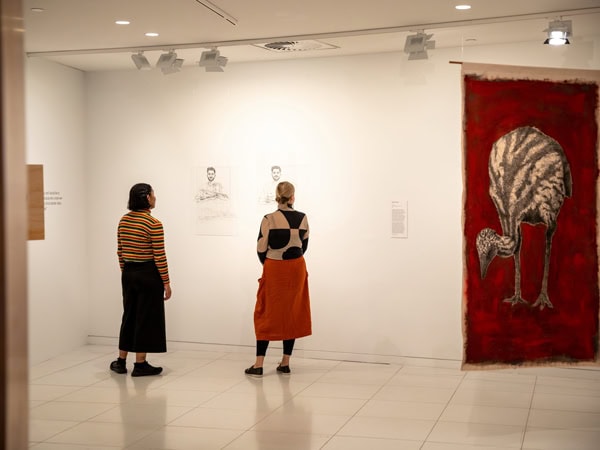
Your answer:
[404,32,435,60]
[544,19,572,45]
[156,50,183,74]
[156,50,177,69]
[162,58,184,75]
[131,51,151,70]
[199,48,228,72]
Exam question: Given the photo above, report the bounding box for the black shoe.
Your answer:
[131,361,163,377]
[244,366,263,377]
[109,358,127,374]
[277,364,291,374]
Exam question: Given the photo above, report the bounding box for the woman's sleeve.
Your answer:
[117,221,124,271]
[301,215,309,254]
[151,220,170,284]
[257,216,269,264]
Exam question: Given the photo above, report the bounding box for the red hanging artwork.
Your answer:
[461,63,600,368]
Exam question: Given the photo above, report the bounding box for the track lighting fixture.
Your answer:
[156,50,184,74]
[198,48,228,72]
[162,58,184,74]
[131,51,151,70]
[404,31,435,60]
[156,50,177,69]
[544,20,572,46]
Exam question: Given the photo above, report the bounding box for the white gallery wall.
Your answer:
[25,57,88,364]
[25,35,600,365]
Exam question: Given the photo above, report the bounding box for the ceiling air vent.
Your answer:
[254,40,338,52]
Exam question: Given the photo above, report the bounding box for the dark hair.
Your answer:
[127,183,152,211]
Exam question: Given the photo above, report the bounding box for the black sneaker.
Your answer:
[131,361,163,377]
[109,358,127,374]
[276,364,291,374]
[244,366,263,377]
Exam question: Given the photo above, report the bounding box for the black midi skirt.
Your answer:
[118,261,167,353]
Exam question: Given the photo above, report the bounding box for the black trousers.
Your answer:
[119,261,166,353]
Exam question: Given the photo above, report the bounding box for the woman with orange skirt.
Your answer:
[245,181,311,376]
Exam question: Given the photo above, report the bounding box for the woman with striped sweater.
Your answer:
[110,183,172,377]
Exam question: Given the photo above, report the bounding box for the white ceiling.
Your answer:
[23,0,600,72]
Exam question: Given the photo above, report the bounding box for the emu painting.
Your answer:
[476,126,572,310]
[461,62,599,368]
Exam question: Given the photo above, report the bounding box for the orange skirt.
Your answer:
[254,257,312,341]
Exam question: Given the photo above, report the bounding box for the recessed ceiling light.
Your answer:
[31,7,45,12]
[455,5,471,10]
[145,32,159,37]
[115,20,130,25]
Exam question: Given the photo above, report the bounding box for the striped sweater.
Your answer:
[117,210,170,284]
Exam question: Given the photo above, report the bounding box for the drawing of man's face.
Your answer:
[271,166,281,181]
[207,168,216,182]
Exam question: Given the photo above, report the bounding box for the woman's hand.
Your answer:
[164,283,172,300]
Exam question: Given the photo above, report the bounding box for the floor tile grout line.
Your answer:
[519,374,538,450]
[317,362,405,449]
[38,353,235,448]
[30,382,104,407]
[81,401,164,449]
[29,350,117,381]
[32,351,233,448]
[44,380,165,448]
[29,416,87,447]
[122,352,245,449]
[219,359,346,449]
[417,366,467,449]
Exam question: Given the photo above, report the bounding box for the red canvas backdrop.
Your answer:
[463,72,599,366]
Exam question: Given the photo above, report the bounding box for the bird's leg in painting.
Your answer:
[532,228,555,310]
[503,239,529,306]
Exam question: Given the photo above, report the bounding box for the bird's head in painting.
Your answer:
[476,228,500,279]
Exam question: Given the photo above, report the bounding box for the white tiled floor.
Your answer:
[29,345,600,449]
